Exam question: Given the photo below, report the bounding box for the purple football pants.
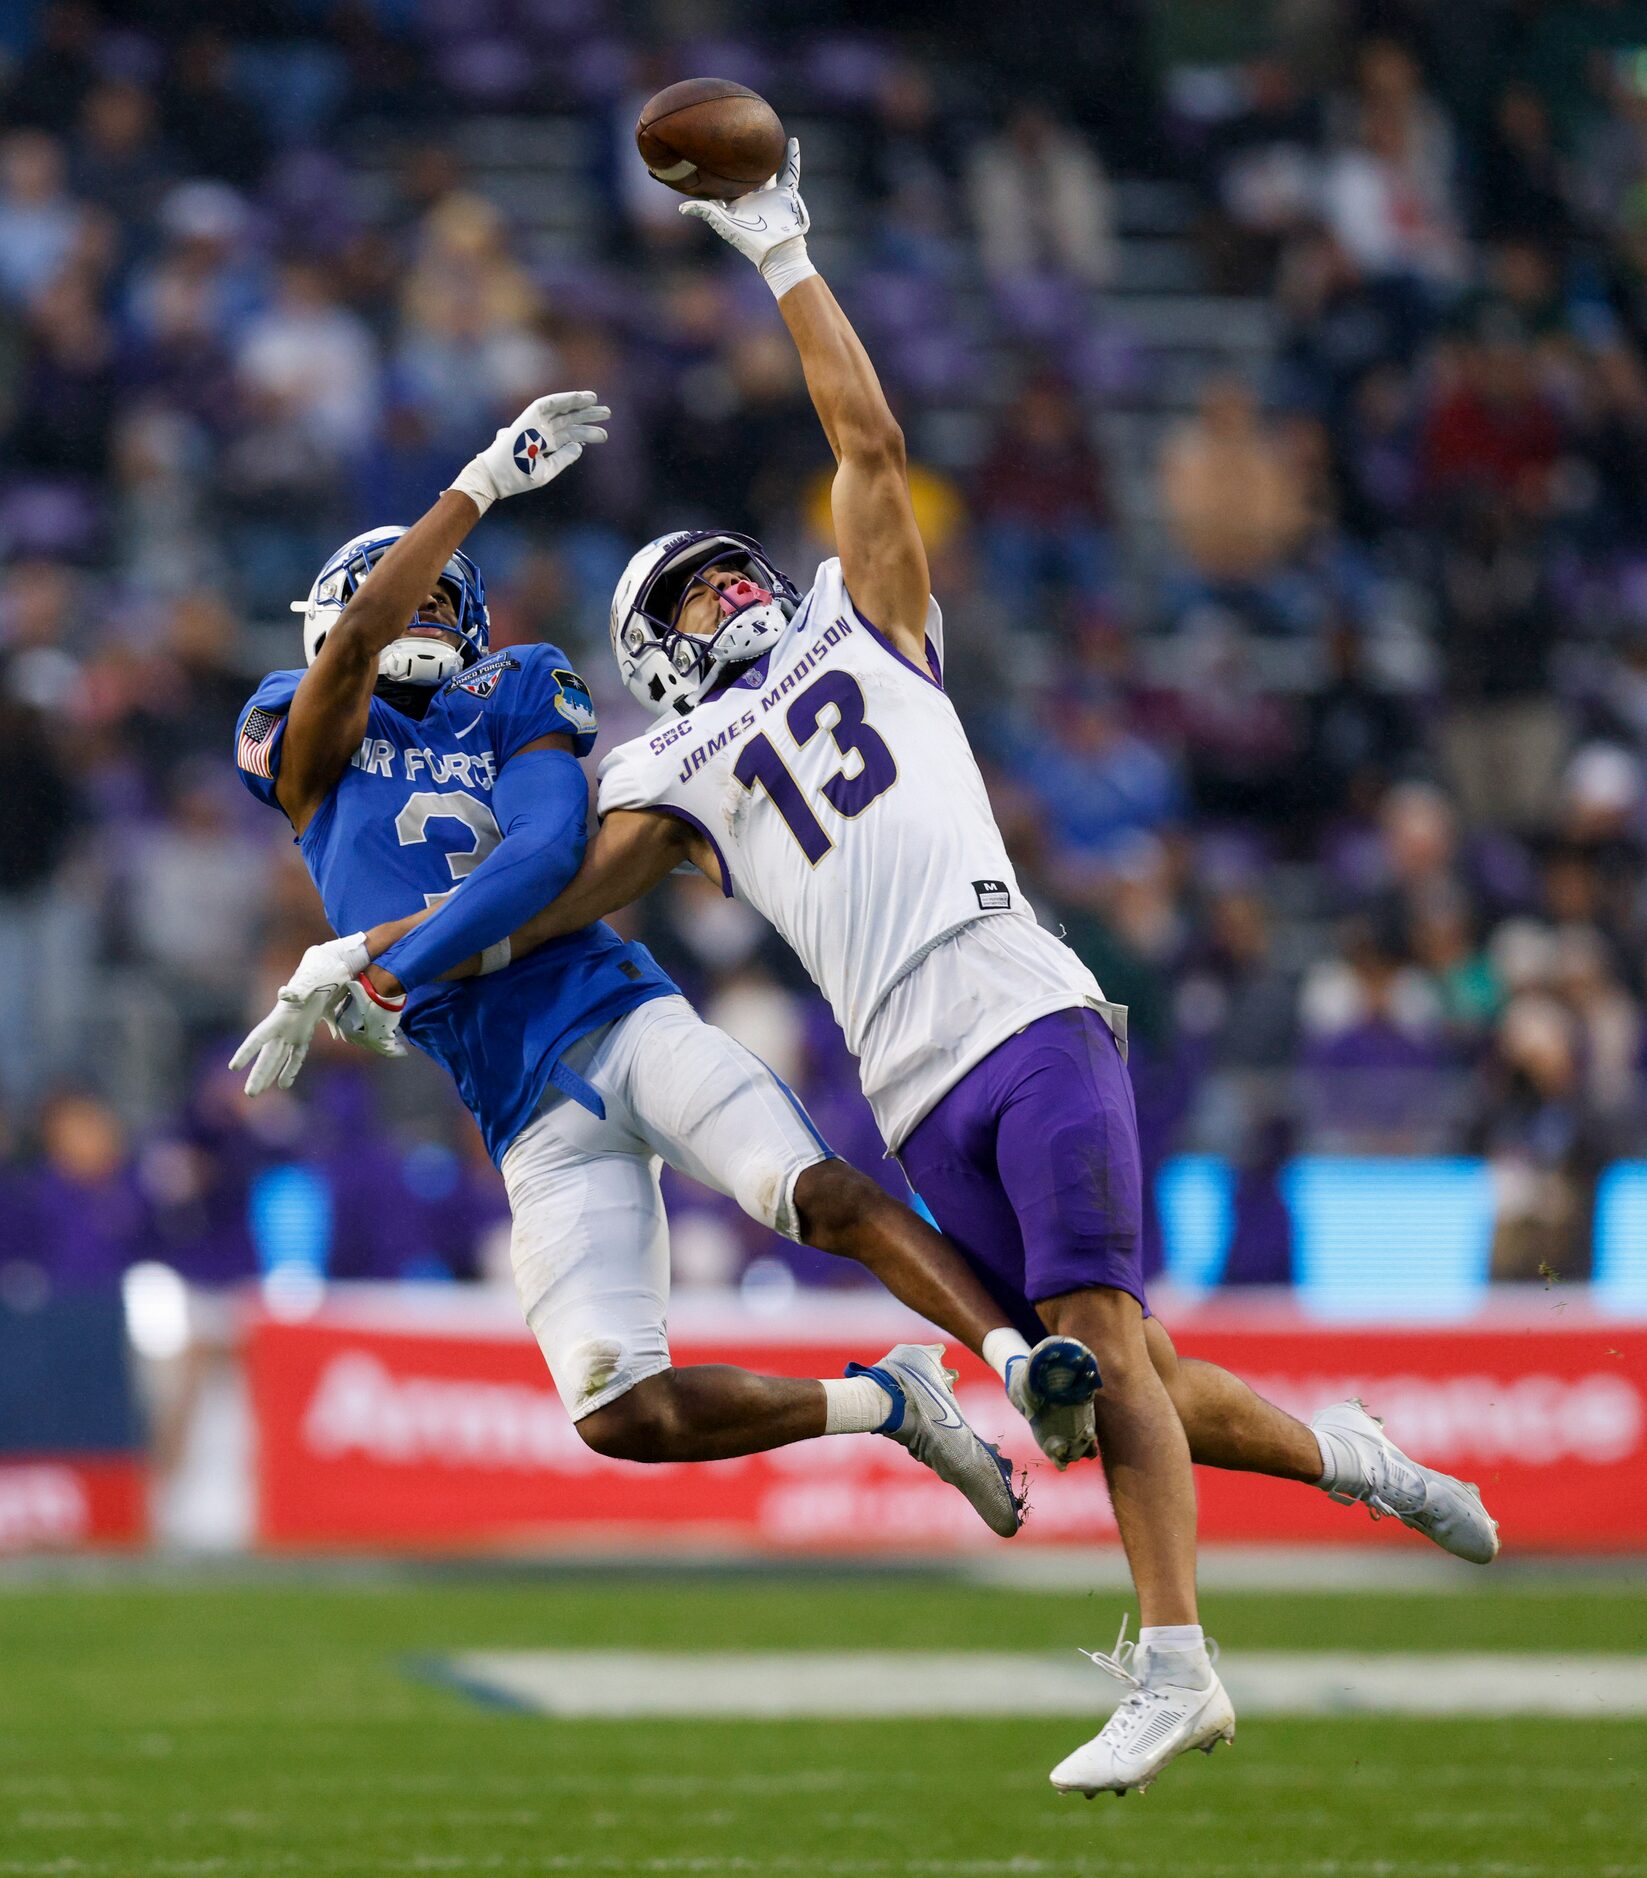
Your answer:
[896,1007,1146,1339]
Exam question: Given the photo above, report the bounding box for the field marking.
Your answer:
[3,1861,1644,1878]
[433,1649,1647,1719]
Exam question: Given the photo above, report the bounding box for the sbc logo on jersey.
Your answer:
[513,428,547,475]
[553,668,597,735]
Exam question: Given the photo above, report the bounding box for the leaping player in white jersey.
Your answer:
[338,142,1499,1798]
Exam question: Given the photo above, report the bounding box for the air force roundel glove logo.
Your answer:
[513,428,547,475]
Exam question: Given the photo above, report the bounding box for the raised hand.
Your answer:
[449,390,611,516]
[680,140,815,299]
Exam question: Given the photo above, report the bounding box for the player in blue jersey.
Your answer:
[228,388,1052,1538]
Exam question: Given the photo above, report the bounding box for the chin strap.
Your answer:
[378,636,464,686]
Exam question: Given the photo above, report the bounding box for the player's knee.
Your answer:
[791,1156,881,1252]
[1043,1286,1153,1384]
[575,1376,685,1462]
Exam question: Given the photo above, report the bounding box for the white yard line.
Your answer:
[437,1648,1647,1719]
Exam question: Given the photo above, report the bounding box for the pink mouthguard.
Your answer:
[717,577,772,614]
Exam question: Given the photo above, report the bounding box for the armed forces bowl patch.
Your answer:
[553,668,597,735]
[448,653,520,699]
[514,428,547,474]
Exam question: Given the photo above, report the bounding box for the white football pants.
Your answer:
[499,994,831,1419]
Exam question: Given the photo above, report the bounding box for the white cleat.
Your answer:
[1050,1618,1235,1798]
[1006,1335,1100,1470]
[1313,1398,1500,1564]
[848,1343,1024,1538]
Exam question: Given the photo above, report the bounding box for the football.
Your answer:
[634,77,786,200]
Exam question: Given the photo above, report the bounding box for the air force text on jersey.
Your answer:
[349,736,500,790]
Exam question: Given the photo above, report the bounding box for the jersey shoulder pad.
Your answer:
[596,729,672,815]
[233,669,303,804]
[451,642,599,762]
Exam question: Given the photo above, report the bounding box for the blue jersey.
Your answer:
[234,643,675,1161]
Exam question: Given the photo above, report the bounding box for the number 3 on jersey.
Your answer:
[733,670,897,863]
[396,789,501,907]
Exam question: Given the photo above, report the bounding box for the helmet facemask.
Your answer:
[612,532,798,716]
[294,530,491,687]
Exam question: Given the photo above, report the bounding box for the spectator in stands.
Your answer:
[1407,881,1501,1043]
[1012,683,1183,877]
[1472,991,1605,1280]
[125,763,272,1039]
[224,259,379,604]
[856,58,963,261]
[1321,39,1466,292]
[1421,331,1562,506]
[973,373,1112,611]
[968,103,1115,287]
[1298,621,1420,827]
[1160,374,1310,622]
[0,130,89,304]
[395,191,546,441]
[2,267,119,487]
[129,181,263,361]
[1299,915,1454,1149]
[235,258,379,462]
[1477,85,1575,245]
[0,669,85,1106]
[1181,886,1301,1075]
[25,1092,153,1291]
[1432,487,1569,829]
[161,27,269,189]
[70,78,175,239]
[1276,227,1431,428]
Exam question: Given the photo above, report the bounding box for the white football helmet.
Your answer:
[292,527,491,687]
[610,530,799,716]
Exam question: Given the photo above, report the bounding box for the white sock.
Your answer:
[821,1373,895,1435]
[1140,1623,1206,1651]
[1139,1623,1211,1687]
[1313,1425,1356,1495]
[982,1327,1033,1384]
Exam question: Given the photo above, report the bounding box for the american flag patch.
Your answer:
[236,706,283,779]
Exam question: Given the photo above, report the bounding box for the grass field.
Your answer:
[2,1564,1643,1876]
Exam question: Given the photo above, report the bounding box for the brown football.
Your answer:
[635,77,786,200]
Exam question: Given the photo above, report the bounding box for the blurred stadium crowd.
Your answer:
[3,0,1647,1302]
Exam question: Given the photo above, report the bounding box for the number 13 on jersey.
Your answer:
[732,670,896,863]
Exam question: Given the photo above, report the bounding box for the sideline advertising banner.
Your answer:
[248,1290,1645,1554]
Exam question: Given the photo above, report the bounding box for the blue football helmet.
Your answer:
[292,526,490,686]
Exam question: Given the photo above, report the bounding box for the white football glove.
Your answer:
[680,138,816,300]
[230,933,395,1096]
[449,389,610,517]
[230,985,338,1096]
[325,974,407,1058]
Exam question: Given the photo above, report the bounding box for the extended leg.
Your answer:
[1144,1317,1322,1481]
[1144,1318,1501,1561]
[579,1366,825,1461]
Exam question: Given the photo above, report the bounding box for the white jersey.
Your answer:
[597,558,1121,1144]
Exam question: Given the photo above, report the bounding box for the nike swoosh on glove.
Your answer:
[680,139,815,299]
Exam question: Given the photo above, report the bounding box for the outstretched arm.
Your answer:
[360,809,693,997]
[274,390,609,833]
[681,142,930,656]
